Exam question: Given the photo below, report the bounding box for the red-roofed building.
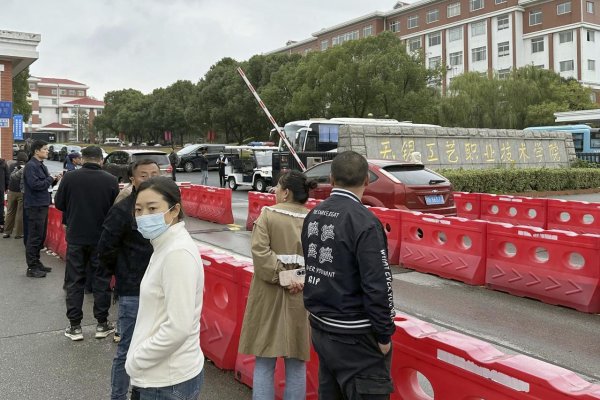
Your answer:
[27,76,104,142]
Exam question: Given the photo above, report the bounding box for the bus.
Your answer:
[524,124,600,153]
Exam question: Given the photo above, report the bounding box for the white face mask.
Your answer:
[135,206,175,240]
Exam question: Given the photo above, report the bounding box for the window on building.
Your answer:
[498,68,511,79]
[77,90,84,96]
[559,31,573,43]
[529,11,542,25]
[470,0,484,11]
[495,0,507,4]
[408,15,419,29]
[68,89,75,96]
[531,37,545,52]
[409,37,422,51]
[447,2,461,17]
[427,9,440,23]
[332,37,339,46]
[51,89,57,95]
[304,49,311,55]
[534,64,545,69]
[472,46,487,62]
[28,83,36,90]
[321,40,328,51]
[429,56,442,69]
[363,25,373,37]
[429,32,442,47]
[587,1,595,13]
[448,26,463,41]
[389,20,400,32]
[60,89,66,95]
[589,59,596,71]
[557,2,571,14]
[97,109,103,115]
[559,60,574,71]
[498,41,510,57]
[51,99,57,105]
[450,51,463,66]
[498,14,509,30]
[471,21,486,36]
[588,30,596,42]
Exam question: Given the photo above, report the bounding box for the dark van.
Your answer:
[176,144,227,172]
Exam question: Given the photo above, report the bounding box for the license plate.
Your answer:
[425,194,444,205]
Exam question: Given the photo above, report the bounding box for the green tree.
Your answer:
[12,67,32,121]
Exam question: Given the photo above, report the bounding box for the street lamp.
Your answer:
[74,104,80,143]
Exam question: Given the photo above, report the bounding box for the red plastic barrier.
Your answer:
[370,207,403,265]
[453,192,481,219]
[546,199,600,235]
[200,250,251,370]
[246,192,276,230]
[391,313,600,399]
[195,186,234,225]
[400,212,488,285]
[180,186,198,218]
[304,198,323,210]
[234,266,255,387]
[486,223,600,313]
[480,194,547,228]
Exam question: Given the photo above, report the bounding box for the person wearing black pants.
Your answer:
[23,141,62,278]
[216,151,228,187]
[302,151,396,399]
[55,146,119,341]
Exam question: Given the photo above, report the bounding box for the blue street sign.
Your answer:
[13,114,23,140]
[0,101,12,118]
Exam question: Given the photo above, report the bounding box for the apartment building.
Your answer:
[27,76,104,141]
[269,0,600,102]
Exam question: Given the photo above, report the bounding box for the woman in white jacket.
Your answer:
[125,176,204,400]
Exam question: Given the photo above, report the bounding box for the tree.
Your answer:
[12,67,32,121]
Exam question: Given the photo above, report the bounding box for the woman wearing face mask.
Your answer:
[125,176,204,400]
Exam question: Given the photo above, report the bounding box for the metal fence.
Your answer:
[576,152,600,163]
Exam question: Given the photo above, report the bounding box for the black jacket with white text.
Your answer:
[302,188,396,344]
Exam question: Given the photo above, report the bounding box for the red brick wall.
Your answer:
[0,61,13,161]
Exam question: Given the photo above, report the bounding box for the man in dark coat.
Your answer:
[55,146,119,341]
[0,156,10,232]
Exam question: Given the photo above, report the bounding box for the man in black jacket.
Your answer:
[23,140,62,278]
[55,146,119,341]
[302,151,396,400]
[0,156,9,232]
[97,159,159,400]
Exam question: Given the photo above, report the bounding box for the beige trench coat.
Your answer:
[238,202,310,361]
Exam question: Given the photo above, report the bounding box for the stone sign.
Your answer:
[337,126,575,169]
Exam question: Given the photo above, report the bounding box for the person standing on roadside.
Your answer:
[23,140,62,278]
[302,151,396,400]
[199,148,209,186]
[216,151,228,188]
[98,159,161,400]
[55,146,119,341]
[126,177,205,399]
[0,156,9,233]
[3,152,28,239]
[168,147,179,181]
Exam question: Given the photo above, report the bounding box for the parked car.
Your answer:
[176,144,227,172]
[304,159,456,215]
[104,137,123,146]
[103,150,172,182]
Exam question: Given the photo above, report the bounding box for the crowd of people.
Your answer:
[1,143,396,400]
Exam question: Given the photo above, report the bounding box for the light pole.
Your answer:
[74,104,80,143]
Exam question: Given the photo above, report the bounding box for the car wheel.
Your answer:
[228,177,238,190]
[184,162,194,173]
[254,178,266,193]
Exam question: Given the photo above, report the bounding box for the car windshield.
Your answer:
[131,154,169,166]
[254,151,273,168]
[382,165,448,185]
[177,145,200,156]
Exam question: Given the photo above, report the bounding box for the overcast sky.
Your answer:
[4,0,398,99]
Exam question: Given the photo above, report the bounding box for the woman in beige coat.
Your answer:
[238,170,317,400]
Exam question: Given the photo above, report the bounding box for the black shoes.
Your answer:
[2,234,9,238]
[14,235,23,239]
[26,269,46,278]
[40,266,52,272]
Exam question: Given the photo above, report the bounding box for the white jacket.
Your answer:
[125,221,204,388]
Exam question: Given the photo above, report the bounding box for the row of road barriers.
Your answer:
[199,246,600,399]
[247,192,600,313]
[42,202,600,398]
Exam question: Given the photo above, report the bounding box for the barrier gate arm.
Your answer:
[236,67,306,171]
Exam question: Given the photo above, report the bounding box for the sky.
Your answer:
[3,0,399,100]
